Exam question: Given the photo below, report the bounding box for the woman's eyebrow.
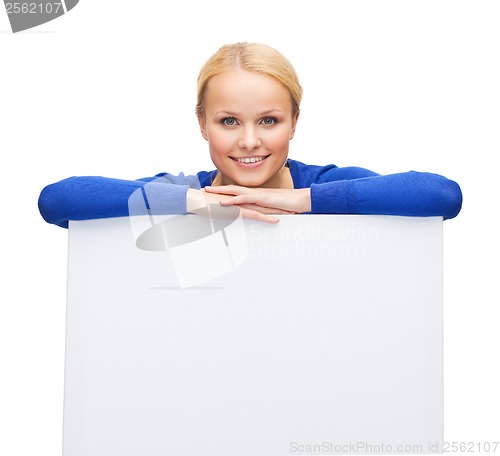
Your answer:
[214,111,240,116]
[213,109,284,116]
[258,109,284,116]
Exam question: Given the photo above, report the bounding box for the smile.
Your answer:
[231,155,270,164]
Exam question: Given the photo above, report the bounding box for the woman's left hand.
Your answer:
[203,185,311,215]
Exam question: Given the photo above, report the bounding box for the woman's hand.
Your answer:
[187,188,293,223]
[203,185,312,217]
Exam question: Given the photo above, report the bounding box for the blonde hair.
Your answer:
[196,42,303,119]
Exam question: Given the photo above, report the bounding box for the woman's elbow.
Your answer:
[38,178,74,228]
[441,178,463,220]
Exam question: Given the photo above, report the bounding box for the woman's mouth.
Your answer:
[230,154,271,167]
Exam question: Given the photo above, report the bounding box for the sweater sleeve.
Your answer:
[310,170,463,220]
[38,174,193,228]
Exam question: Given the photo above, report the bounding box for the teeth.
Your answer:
[236,156,265,163]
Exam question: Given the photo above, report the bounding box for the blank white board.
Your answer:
[63,215,443,455]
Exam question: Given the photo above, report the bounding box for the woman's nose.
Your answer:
[238,127,262,151]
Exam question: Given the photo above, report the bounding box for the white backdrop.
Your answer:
[1,1,499,455]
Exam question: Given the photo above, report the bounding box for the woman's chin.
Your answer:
[229,178,266,188]
[219,171,267,188]
[223,170,285,188]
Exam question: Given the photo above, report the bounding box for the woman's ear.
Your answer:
[289,110,300,140]
[197,115,208,141]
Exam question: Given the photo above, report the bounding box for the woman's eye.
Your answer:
[222,117,237,126]
[261,117,277,125]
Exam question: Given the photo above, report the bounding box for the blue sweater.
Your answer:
[38,159,462,228]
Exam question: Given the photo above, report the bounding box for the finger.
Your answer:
[203,186,224,193]
[204,185,246,196]
[191,204,279,223]
[220,197,295,213]
[219,194,263,206]
[238,204,296,215]
[240,208,280,223]
[201,188,232,197]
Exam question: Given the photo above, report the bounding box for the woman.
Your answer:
[38,42,462,228]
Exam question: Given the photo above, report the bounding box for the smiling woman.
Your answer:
[198,70,297,189]
[38,42,463,228]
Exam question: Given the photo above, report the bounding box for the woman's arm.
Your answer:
[204,171,462,220]
[38,174,285,228]
[38,175,190,228]
[310,171,462,219]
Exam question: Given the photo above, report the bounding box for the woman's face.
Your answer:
[198,70,299,188]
